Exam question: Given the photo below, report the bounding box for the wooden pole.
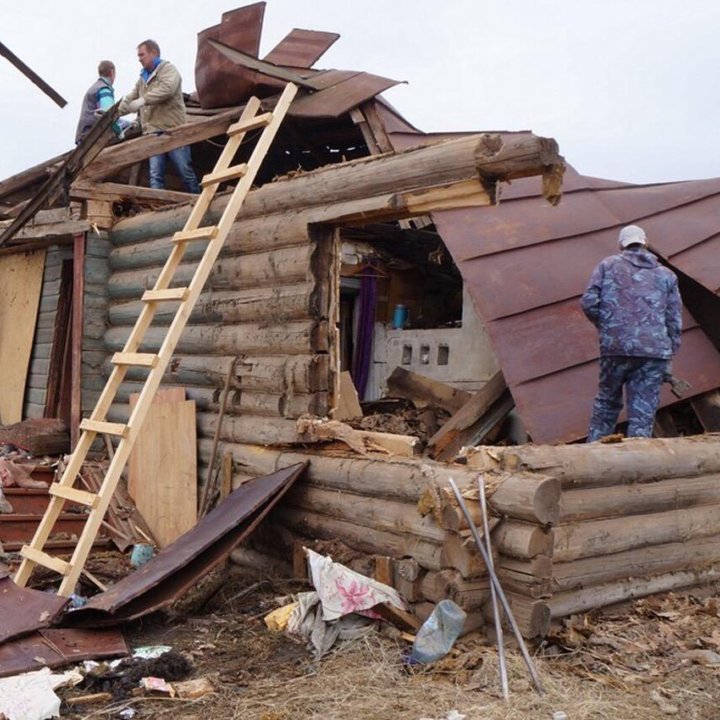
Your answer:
[70,233,86,450]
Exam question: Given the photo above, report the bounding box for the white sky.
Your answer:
[1,0,718,184]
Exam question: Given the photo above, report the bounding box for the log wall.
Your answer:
[104,203,337,459]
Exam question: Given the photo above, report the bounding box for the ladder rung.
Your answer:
[112,352,159,368]
[201,163,249,188]
[172,226,219,244]
[142,288,189,302]
[227,112,273,137]
[20,546,72,575]
[80,419,128,438]
[49,484,98,508]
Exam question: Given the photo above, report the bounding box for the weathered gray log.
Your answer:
[108,244,314,300]
[468,435,720,488]
[224,442,485,503]
[559,474,720,522]
[284,484,448,543]
[548,565,720,618]
[104,321,327,356]
[550,534,720,593]
[489,472,560,525]
[420,569,490,609]
[103,354,329,394]
[553,503,720,562]
[488,594,550,639]
[271,506,445,571]
[108,283,317,326]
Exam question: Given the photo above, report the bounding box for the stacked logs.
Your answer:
[229,443,561,634]
[468,435,720,633]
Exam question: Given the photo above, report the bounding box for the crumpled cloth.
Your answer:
[286,549,407,657]
[0,667,82,720]
[0,459,45,489]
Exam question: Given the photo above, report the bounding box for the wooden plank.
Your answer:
[0,249,46,424]
[71,234,85,448]
[427,371,509,461]
[70,180,195,205]
[128,390,197,548]
[0,41,67,107]
[333,371,362,420]
[387,367,471,414]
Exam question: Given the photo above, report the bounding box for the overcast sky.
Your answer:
[1,0,718,184]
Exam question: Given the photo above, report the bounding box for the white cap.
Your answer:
[618,225,647,249]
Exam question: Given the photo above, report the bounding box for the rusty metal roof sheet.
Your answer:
[427,172,720,443]
[63,463,307,625]
[264,29,340,68]
[0,628,127,678]
[0,575,68,643]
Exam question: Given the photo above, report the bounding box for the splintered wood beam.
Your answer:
[78,108,244,183]
[71,180,195,205]
[0,41,67,107]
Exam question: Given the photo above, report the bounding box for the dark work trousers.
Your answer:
[587,356,668,441]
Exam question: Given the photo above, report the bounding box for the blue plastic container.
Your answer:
[410,599,467,663]
[392,304,408,329]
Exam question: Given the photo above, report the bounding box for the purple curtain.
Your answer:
[351,271,377,400]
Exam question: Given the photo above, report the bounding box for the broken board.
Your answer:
[128,388,197,548]
[333,371,363,420]
[0,249,45,424]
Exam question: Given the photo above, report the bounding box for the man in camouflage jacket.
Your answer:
[580,225,682,441]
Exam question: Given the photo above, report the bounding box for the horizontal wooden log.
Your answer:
[420,569,490,609]
[104,321,328,355]
[116,381,327,418]
[386,367,471,414]
[440,532,486,577]
[489,472,560,525]
[71,180,195,205]
[108,244,314,300]
[222,442,485,503]
[108,283,317,326]
[553,503,720,562]
[499,595,551,639]
[492,520,554,559]
[229,546,292,576]
[284,484,447,543]
[469,436,720,489]
[272,506,445,571]
[559,474,720,522]
[551,534,720,593]
[548,565,720,619]
[103,353,329,394]
[79,108,243,182]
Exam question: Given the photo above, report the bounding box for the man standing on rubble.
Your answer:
[119,39,200,193]
[581,225,682,441]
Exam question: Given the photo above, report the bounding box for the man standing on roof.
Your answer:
[580,225,682,441]
[75,60,124,144]
[118,39,200,193]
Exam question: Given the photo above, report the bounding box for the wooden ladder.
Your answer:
[14,82,298,596]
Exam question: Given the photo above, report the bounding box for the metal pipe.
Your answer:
[448,478,543,694]
[479,475,509,700]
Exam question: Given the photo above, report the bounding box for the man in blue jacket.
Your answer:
[581,225,682,441]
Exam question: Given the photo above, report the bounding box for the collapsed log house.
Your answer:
[1,3,720,637]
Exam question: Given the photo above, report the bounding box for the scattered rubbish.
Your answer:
[65,691,113,706]
[139,676,175,695]
[69,594,87,609]
[131,645,173,660]
[552,712,569,720]
[0,667,80,720]
[265,602,297,632]
[172,676,215,699]
[119,709,136,719]
[129,543,154,567]
[410,599,466,664]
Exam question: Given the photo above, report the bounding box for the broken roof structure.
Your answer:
[0,2,719,640]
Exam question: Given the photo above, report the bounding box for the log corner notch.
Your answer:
[474,133,565,206]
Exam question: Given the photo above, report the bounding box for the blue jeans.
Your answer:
[587,356,668,441]
[149,144,200,193]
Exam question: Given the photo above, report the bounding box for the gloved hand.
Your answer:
[126,97,145,112]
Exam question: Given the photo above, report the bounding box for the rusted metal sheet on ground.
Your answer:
[195,3,265,108]
[264,28,340,68]
[0,627,128,678]
[0,576,68,643]
[426,171,720,443]
[63,463,307,625]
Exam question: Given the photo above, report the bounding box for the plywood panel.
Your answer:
[0,250,46,424]
[128,389,197,547]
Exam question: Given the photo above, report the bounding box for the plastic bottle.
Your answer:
[410,599,467,663]
[391,304,408,329]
